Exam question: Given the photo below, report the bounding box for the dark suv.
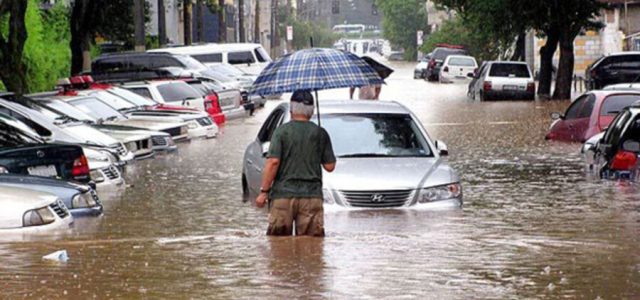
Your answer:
[585,104,640,179]
[425,47,469,81]
[585,52,640,90]
[91,52,212,81]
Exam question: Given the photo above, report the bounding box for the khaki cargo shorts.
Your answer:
[267,198,325,237]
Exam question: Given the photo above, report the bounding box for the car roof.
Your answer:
[148,43,263,54]
[281,100,412,115]
[486,61,528,65]
[585,90,640,98]
[603,51,640,57]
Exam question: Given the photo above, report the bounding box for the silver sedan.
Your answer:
[242,100,463,209]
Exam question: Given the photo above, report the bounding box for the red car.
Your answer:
[546,90,640,142]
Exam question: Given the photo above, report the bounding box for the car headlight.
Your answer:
[125,141,138,152]
[188,121,199,129]
[418,183,462,203]
[0,165,9,174]
[72,192,98,208]
[23,206,56,227]
[90,169,105,183]
[322,189,335,204]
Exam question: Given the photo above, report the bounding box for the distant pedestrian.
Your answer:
[256,90,336,237]
[349,84,381,100]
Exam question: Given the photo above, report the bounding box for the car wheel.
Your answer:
[479,91,486,101]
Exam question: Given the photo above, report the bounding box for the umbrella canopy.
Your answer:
[361,56,394,79]
[251,48,384,96]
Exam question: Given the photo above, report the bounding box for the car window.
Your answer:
[254,48,267,63]
[448,57,476,67]
[210,64,245,77]
[255,47,271,62]
[489,63,530,78]
[126,87,154,100]
[228,51,256,64]
[150,56,183,68]
[39,99,94,122]
[0,120,41,147]
[319,113,432,157]
[156,82,202,102]
[186,82,210,96]
[577,94,596,119]
[565,96,587,120]
[108,88,157,106]
[0,107,52,137]
[433,48,466,60]
[603,110,631,146]
[89,91,136,110]
[600,94,640,115]
[258,109,285,143]
[601,55,640,70]
[192,53,223,64]
[69,98,123,120]
[129,56,152,70]
[621,115,640,145]
[93,58,127,73]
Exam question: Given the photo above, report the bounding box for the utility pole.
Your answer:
[158,0,167,46]
[134,0,146,51]
[184,0,193,45]
[239,0,246,42]
[254,0,260,43]
[271,0,279,57]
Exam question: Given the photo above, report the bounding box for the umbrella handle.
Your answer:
[315,90,321,127]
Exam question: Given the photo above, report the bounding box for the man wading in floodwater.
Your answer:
[256,90,336,236]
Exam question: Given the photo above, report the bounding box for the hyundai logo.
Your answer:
[36,150,45,158]
[371,194,385,203]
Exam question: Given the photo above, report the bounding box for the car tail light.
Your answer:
[527,82,535,92]
[610,150,637,171]
[72,155,90,179]
[443,66,449,72]
[483,81,492,91]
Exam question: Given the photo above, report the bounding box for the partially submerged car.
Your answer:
[468,61,535,101]
[583,103,640,180]
[546,90,640,142]
[0,174,102,217]
[0,186,74,233]
[243,100,462,209]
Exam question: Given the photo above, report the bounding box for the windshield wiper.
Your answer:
[338,153,394,158]
[105,115,120,121]
[54,115,78,125]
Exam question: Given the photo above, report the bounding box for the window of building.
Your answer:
[332,0,340,14]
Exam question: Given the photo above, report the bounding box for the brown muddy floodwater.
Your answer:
[1,63,639,299]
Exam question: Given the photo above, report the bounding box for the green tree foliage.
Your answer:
[23,0,70,92]
[0,0,28,95]
[376,0,429,61]
[421,18,503,62]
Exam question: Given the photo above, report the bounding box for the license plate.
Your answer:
[503,85,520,91]
[28,165,58,177]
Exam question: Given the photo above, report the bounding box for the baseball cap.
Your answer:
[291,90,314,105]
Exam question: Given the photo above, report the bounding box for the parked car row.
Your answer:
[0,44,278,235]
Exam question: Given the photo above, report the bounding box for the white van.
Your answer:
[149,43,272,76]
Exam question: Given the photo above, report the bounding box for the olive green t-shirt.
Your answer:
[267,120,336,199]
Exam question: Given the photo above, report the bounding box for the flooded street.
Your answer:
[2,63,639,299]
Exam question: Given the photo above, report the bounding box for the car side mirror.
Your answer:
[622,140,640,152]
[435,140,449,156]
[550,112,564,120]
[467,72,475,78]
[581,143,596,154]
[261,142,270,157]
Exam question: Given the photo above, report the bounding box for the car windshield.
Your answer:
[0,119,41,147]
[200,68,235,82]
[600,94,640,115]
[69,97,124,121]
[89,90,136,111]
[318,113,432,158]
[39,99,95,122]
[448,57,476,67]
[489,63,531,78]
[187,82,210,96]
[174,55,207,70]
[157,82,202,102]
[210,64,245,77]
[108,87,157,106]
[433,49,466,60]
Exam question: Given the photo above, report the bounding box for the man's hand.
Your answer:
[256,192,268,208]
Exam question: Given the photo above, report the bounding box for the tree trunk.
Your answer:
[238,0,245,42]
[552,29,577,100]
[196,0,204,42]
[272,0,279,56]
[510,33,526,61]
[218,0,226,42]
[537,28,559,99]
[158,0,167,46]
[0,0,28,95]
[133,0,146,51]
[184,0,192,45]
[254,0,260,43]
[70,0,102,75]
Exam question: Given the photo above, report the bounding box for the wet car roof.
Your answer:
[282,100,411,115]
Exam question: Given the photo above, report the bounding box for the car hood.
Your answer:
[0,174,88,192]
[324,157,459,191]
[106,118,185,132]
[0,186,59,229]
[63,124,119,147]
